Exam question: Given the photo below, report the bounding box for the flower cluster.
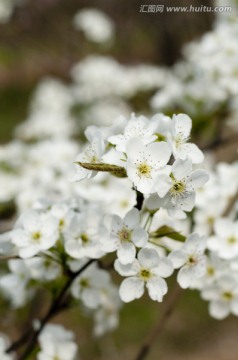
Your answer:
[0,1,238,357]
[74,113,208,219]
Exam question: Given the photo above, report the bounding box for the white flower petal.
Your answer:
[177,192,195,212]
[19,245,38,259]
[174,114,192,138]
[119,277,144,302]
[21,210,40,232]
[154,257,174,278]
[185,233,206,253]
[126,138,145,162]
[187,170,209,191]
[155,173,172,198]
[214,218,233,238]
[146,277,168,301]
[209,301,230,319]
[180,143,204,164]
[132,228,148,247]
[82,288,101,309]
[65,240,84,259]
[147,141,171,168]
[114,259,139,276]
[104,214,123,233]
[168,250,187,268]
[177,266,193,288]
[117,242,136,265]
[124,208,140,229]
[172,158,192,180]
[11,229,30,247]
[138,248,159,268]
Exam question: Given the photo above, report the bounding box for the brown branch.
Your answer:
[222,190,238,218]
[0,255,19,261]
[6,259,96,358]
[134,283,182,360]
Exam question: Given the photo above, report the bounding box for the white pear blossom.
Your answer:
[0,259,32,308]
[49,203,75,234]
[169,233,207,289]
[38,324,78,360]
[190,253,228,290]
[93,285,122,336]
[150,113,172,142]
[168,114,204,164]
[115,248,173,302]
[25,257,61,281]
[108,114,157,153]
[156,158,209,216]
[201,275,238,320]
[10,210,59,258]
[126,138,172,194]
[73,129,105,182]
[65,212,105,259]
[103,208,148,264]
[207,218,238,259]
[71,262,111,309]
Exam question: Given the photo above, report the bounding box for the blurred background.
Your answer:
[0,0,238,359]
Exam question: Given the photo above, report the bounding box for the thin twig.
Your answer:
[0,255,19,261]
[6,259,95,358]
[222,190,238,217]
[134,283,182,360]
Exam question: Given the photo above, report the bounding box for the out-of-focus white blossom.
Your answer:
[73,8,115,44]
[169,233,207,289]
[207,218,238,259]
[11,210,59,258]
[0,333,14,359]
[38,324,78,360]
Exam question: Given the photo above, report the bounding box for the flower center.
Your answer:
[227,236,237,244]
[90,155,98,163]
[81,233,89,244]
[32,231,42,243]
[137,163,151,178]
[155,133,166,142]
[120,200,129,208]
[80,278,89,288]
[139,268,152,281]
[118,228,131,242]
[174,133,189,149]
[59,218,65,230]
[222,291,233,301]
[207,266,215,276]
[187,255,198,265]
[169,176,186,197]
[207,216,214,226]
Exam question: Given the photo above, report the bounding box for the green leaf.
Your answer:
[150,225,186,242]
[75,162,127,178]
